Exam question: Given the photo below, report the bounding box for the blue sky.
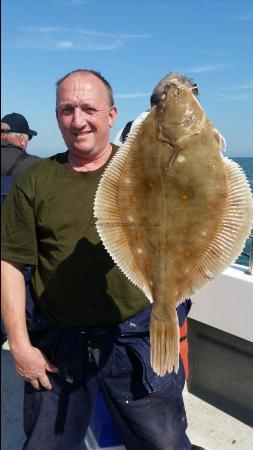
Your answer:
[2,0,253,157]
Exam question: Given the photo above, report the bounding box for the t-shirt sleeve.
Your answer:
[1,183,38,265]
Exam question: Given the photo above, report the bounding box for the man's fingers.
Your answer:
[29,379,41,391]
[43,352,58,373]
[38,374,53,390]
[45,361,58,373]
[26,372,53,391]
[14,347,57,388]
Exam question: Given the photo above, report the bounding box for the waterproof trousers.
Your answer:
[23,303,192,450]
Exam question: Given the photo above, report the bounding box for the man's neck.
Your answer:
[68,144,113,172]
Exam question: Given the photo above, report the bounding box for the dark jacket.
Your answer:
[1,141,40,178]
[1,141,41,345]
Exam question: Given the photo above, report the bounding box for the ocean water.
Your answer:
[231,157,253,268]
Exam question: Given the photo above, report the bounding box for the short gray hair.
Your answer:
[1,131,29,142]
[55,69,115,107]
[150,72,198,106]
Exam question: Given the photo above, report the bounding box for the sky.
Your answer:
[2,0,253,158]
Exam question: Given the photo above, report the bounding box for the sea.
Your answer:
[232,157,253,268]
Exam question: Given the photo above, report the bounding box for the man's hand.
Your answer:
[1,261,58,390]
[13,344,58,390]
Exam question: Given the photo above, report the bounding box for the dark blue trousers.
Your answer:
[23,304,192,450]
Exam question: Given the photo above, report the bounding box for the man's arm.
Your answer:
[1,260,58,390]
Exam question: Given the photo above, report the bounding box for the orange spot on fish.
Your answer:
[131,196,138,203]
[207,203,213,209]
[185,251,192,257]
[181,194,189,201]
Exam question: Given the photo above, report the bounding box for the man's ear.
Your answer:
[109,105,118,129]
[19,135,28,150]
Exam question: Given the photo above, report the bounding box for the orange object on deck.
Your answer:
[180,319,189,380]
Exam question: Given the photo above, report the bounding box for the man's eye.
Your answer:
[85,108,97,115]
[61,107,73,115]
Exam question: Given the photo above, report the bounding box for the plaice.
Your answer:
[94,78,253,376]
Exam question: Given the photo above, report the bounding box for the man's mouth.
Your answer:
[73,130,92,137]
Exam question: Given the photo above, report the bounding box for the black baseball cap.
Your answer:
[1,113,37,140]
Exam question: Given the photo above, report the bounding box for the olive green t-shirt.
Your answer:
[1,147,149,326]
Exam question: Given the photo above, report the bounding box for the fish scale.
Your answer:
[94,78,253,376]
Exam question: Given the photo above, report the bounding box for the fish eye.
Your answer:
[172,88,180,98]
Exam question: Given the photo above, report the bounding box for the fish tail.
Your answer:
[150,309,179,376]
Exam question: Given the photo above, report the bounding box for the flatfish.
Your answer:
[94,78,253,376]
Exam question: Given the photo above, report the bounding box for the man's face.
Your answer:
[56,72,117,159]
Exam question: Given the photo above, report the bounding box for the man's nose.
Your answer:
[71,109,86,129]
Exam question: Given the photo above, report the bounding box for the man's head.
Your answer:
[55,70,117,160]
[150,72,198,107]
[1,113,37,150]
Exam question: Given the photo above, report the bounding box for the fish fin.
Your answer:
[183,157,253,298]
[94,125,153,302]
[202,157,253,274]
[150,309,179,376]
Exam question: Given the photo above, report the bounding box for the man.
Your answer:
[1,113,40,345]
[2,70,193,450]
[1,112,40,179]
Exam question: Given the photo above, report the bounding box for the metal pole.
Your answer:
[246,232,253,275]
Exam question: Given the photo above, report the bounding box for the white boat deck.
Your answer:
[184,387,253,450]
[1,342,253,450]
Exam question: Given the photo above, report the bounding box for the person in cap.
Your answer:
[1,113,40,346]
[1,112,40,179]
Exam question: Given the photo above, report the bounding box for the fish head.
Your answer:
[155,80,206,147]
